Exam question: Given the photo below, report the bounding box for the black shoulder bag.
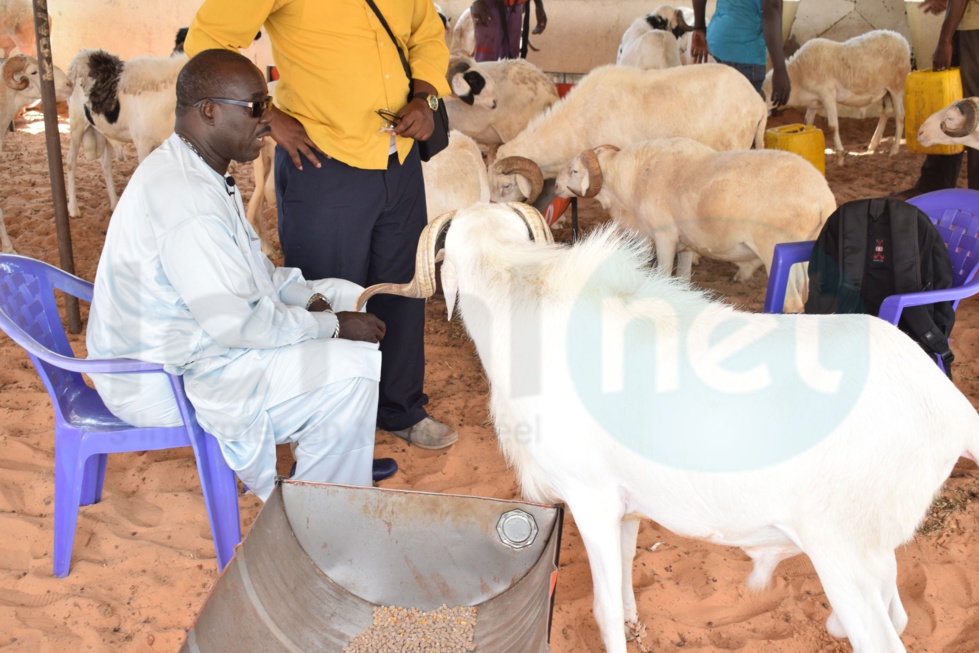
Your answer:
[363,0,450,161]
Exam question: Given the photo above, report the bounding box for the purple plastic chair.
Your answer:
[0,254,241,577]
[763,188,979,371]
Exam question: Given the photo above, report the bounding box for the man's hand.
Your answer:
[920,0,948,15]
[690,30,710,64]
[337,312,386,343]
[470,0,490,26]
[532,0,547,35]
[269,105,327,171]
[393,98,435,141]
[934,38,954,71]
[770,68,791,108]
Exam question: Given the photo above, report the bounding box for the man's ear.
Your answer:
[197,99,216,124]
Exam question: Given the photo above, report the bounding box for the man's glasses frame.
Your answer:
[194,96,274,119]
[375,108,401,128]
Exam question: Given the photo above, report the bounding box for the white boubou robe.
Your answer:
[86,134,381,499]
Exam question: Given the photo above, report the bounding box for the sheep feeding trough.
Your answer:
[179,480,563,652]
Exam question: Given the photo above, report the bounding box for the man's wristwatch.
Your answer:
[413,92,439,112]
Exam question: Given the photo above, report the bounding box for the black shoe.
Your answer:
[372,457,398,482]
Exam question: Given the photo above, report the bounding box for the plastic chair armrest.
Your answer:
[763,241,815,314]
[877,275,979,325]
[49,272,94,303]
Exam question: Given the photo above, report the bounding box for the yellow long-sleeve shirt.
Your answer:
[185,0,450,170]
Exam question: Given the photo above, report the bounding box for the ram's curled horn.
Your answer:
[495,155,545,203]
[941,98,979,138]
[2,56,29,91]
[505,202,554,244]
[577,149,605,198]
[354,210,457,311]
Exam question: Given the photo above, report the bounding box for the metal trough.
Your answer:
[180,480,564,652]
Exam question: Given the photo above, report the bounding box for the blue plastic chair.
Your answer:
[0,254,241,577]
[763,188,979,371]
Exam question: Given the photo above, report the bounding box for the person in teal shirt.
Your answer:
[690,0,790,107]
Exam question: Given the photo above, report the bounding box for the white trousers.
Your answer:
[216,375,378,501]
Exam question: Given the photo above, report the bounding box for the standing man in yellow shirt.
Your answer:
[185,1,458,451]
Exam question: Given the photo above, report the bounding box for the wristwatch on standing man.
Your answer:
[413,91,439,111]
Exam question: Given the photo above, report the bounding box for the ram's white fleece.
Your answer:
[439,203,979,653]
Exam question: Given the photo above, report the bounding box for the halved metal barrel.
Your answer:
[181,480,563,652]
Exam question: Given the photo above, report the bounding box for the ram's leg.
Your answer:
[820,96,846,165]
[652,235,678,277]
[890,90,905,156]
[619,517,640,624]
[245,141,276,257]
[0,209,16,254]
[567,495,630,653]
[99,139,118,212]
[808,544,907,653]
[879,550,908,634]
[66,115,86,218]
[732,259,763,283]
[675,249,694,280]
[868,95,890,153]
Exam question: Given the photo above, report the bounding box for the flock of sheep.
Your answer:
[4,2,979,652]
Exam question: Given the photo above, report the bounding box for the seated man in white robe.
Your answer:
[86,49,392,501]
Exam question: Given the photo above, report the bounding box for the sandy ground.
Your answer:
[0,105,977,653]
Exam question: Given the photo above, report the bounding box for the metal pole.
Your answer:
[32,0,80,333]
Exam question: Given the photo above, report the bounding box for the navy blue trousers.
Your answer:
[275,144,429,432]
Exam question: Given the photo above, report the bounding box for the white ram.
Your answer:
[0,0,44,58]
[617,6,702,68]
[444,54,559,145]
[916,96,979,150]
[762,29,911,165]
[489,63,767,204]
[555,138,835,312]
[357,201,979,653]
[0,54,72,152]
[616,29,680,70]
[450,7,475,56]
[65,49,188,217]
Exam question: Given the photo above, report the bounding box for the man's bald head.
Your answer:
[176,49,263,114]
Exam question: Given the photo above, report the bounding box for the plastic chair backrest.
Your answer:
[0,254,240,577]
[908,188,979,297]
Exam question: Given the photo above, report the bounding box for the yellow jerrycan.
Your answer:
[904,67,964,155]
[764,124,826,175]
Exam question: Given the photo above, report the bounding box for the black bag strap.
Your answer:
[883,199,956,376]
[890,201,955,378]
[363,0,414,89]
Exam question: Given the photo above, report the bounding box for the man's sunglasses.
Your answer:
[194,96,274,119]
[376,108,401,127]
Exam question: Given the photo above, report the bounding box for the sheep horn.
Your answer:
[495,155,545,203]
[2,56,30,91]
[354,210,457,311]
[941,98,979,138]
[506,202,554,244]
[578,149,606,198]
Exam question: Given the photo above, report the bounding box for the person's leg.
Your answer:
[274,146,382,283]
[505,4,524,58]
[277,377,378,487]
[473,1,507,62]
[959,30,979,190]
[368,146,430,432]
